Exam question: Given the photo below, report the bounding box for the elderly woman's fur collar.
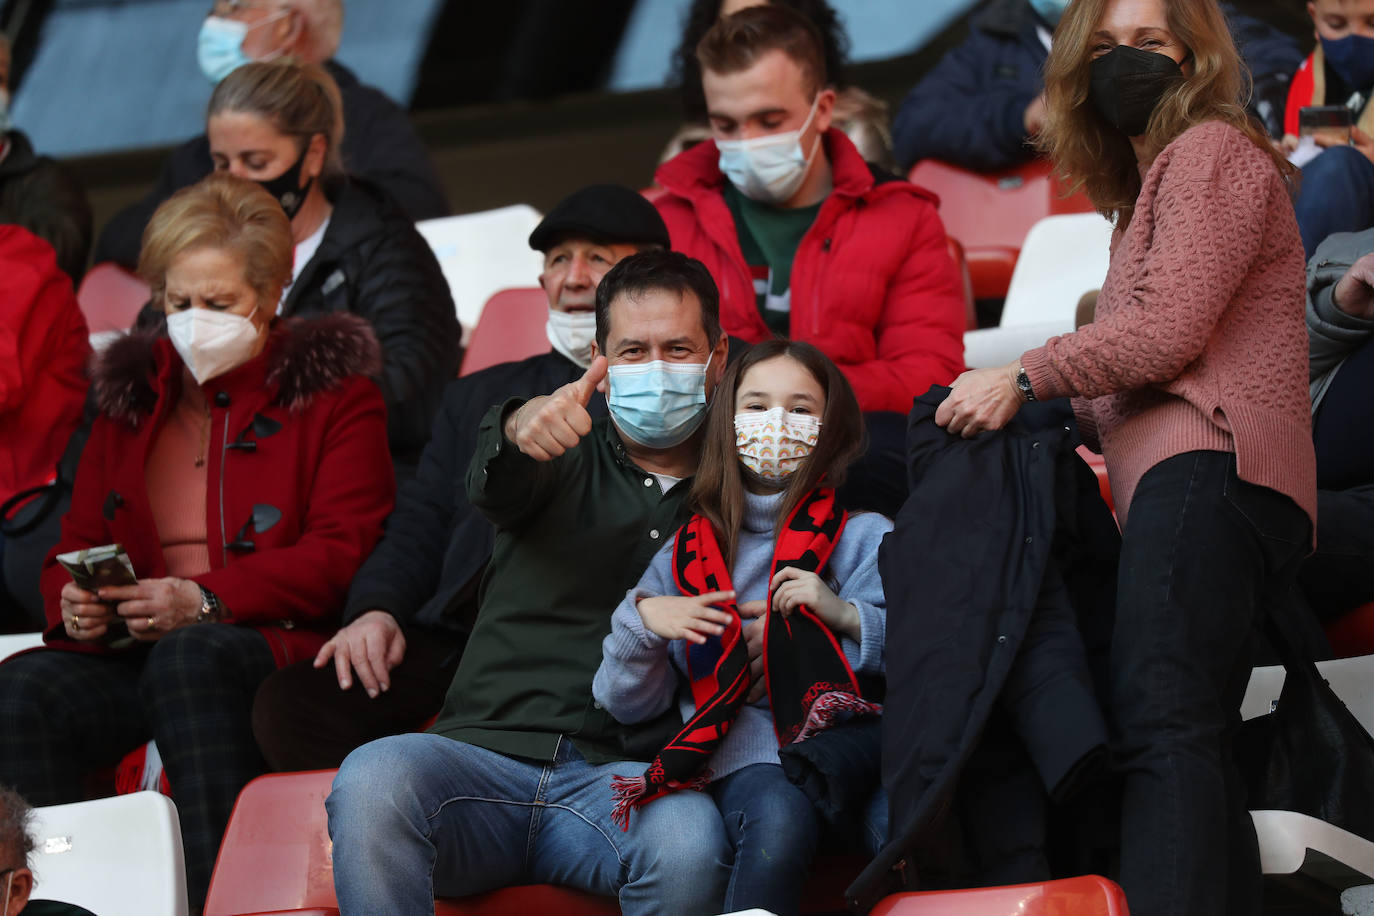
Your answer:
[92,313,383,424]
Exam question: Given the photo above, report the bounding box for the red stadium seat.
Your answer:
[945,236,978,332]
[639,185,669,205]
[1076,445,1113,516]
[203,770,339,916]
[909,159,1096,301]
[870,875,1129,915]
[207,770,861,916]
[1325,602,1374,659]
[76,261,151,335]
[458,287,551,377]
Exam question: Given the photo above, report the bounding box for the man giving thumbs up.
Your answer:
[327,251,737,916]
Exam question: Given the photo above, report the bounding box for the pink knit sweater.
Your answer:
[1021,121,1316,527]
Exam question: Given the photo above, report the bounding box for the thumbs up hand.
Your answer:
[503,357,609,461]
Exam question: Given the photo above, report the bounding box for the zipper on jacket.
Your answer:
[217,412,231,567]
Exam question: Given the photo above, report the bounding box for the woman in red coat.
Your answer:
[0,173,395,908]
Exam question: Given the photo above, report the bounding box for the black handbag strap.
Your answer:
[1260,601,1374,752]
[0,478,61,538]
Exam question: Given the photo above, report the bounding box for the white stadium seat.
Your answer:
[962,212,1115,369]
[415,205,546,341]
[28,791,189,916]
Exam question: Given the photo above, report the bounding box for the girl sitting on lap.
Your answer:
[594,339,889,916]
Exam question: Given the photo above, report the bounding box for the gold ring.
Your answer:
[71,615,82,631]
[146,616,157,630]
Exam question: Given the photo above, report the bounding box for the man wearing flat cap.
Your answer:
[251,185,671,768]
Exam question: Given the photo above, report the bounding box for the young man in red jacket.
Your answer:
[653,5,966,514]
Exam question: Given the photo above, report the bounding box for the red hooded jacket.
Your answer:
[653,129,967,413]
[0,225,90,506]
[39,313,395,667]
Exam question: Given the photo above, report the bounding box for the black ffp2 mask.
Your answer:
[257,145,315,220]
[1089,44,1185,137]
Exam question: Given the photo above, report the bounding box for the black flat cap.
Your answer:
[528,184,671,253]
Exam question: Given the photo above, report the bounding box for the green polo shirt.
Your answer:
[429,400,691,764]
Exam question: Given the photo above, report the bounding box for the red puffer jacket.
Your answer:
[0,225,90,506]
[654,129,967,413]
[39,313,395,667]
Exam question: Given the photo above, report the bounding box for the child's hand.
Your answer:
[770,568,861,642]
[637,591,736,645]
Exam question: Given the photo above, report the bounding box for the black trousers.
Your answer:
[0,625,277,908]
[1110,451,1309,916]
[251,628,463,772]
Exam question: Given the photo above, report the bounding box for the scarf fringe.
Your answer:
[610,771,713,831]
[794,691,883,745]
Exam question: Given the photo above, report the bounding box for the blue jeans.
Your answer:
[712,763,887,916]
[326,733,731,916]
[1111,451,1310,916]
[1296,145,1374,256]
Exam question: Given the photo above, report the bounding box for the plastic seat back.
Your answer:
[415,205,546,335]
[870,874,1129,915]
[76,262,150,335]
[30,791,189,916]
[0,632,44,664]
[910,159,1096,300]
[458,287,551,376]
[961,213,1114,368]
[999,213,1115,328]
[945,236,978,331]
[203,770,338,916]
[1326,604,1374,660]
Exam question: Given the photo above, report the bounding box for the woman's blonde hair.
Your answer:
[138,172,293,312]
[208,58,346,184]
[1037,0,1295,228]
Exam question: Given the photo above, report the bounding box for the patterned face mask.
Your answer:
[734,407,822,482]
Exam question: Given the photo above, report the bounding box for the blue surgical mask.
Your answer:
[607,356,712,449]
[717,96,822,205]
[1027,0,1068,25]
[199,16,252,84]
[197,10,289,85]
[1321,34,1374,93]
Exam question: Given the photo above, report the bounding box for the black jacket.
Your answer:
[281,177,460,468]
[848,389,1119,911]
[343,350,606,635]
[93,60,449,269]
[0,130,92,284]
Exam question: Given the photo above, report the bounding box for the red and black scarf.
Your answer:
[610,487,880,829]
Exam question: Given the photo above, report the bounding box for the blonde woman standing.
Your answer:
[935,0,1316,913]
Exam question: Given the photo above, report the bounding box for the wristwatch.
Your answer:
[195,585,224,624]
[1015,365,1037,402]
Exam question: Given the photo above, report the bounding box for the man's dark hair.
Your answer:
[696,5,829,101]
[674,0,849,120]
[594,250,722,355]
[0,785,35,872]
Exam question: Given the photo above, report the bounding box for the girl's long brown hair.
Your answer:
[689,340,864,571]
[1037,0,1296,229]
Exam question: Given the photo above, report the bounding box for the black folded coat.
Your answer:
[848,388,1120,911]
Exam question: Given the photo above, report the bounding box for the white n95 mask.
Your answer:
[167,309,264,384]
[546,309,596,369]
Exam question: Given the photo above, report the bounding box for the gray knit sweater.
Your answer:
[592,489,891,781]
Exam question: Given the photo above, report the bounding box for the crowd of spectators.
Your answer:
[0,0,1371,915]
